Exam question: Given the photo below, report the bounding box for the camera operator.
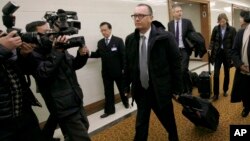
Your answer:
[24,21,91,141]
[0,30,44,141]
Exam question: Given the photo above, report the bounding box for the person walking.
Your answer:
[209,13,236,101]
[168,4,196,94]
[124,3,182,141]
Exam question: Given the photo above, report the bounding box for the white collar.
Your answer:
[140,27,151,39]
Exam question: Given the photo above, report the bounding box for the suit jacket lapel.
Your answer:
[182,19,186,37]
[172,21,175,34]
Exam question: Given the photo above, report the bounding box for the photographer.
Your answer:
[24,21,91,141]
[0,30,44,141]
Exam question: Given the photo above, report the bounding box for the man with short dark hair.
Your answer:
[24,21,91,141]
[87,22,129,118]
[25,20,64,141]
[168,4,196,94]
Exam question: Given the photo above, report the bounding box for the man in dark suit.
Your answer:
[168,4,196,94]
[88,22,129,118]
[124,3,183,141]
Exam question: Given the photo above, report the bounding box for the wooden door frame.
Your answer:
[168,0,210,61]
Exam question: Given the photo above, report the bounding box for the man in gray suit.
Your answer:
[168,4,196,94]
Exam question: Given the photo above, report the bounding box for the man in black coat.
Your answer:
[87,22,129,118]
[168,4,196,94]
[24,21,91,141]
[0,30,44,141]
[230,16,250,117]
[209,13,236,101]
[124,3,182,141]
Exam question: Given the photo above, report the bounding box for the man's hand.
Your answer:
[53,35,69,52]
[240,64,249,73]
[20,42,36,56]
[0,30,22,50]
[79,46,89,56]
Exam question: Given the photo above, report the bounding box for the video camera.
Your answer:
[43,9,85,49]
[44,9,81,32]
[2,1,85,49]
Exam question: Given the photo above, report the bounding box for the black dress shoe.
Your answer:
[211,95,218,101]
[241,108,250,117]
[100,112,114,118]
[123,103,129,109]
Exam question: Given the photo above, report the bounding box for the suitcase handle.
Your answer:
[207,51,211,75]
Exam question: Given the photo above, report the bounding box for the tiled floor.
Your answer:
[53,60,214,140]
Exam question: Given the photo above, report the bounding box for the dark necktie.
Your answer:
[139,35,149,89]
[105,38,109,46]
[175,21,179,45]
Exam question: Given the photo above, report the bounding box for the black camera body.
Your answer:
[55,36,85,50]
[44,9,81,31]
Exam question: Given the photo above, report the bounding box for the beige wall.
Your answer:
[233,9,242,31]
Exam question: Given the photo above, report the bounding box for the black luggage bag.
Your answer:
[178,94,219,131]
[198,53,212,99]
[198,71,212,98]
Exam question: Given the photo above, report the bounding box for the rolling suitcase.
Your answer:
[178,94,219,131]
[198,53,212,99]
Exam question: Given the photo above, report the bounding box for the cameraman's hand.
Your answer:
[0,30,22,50]
[207,49,212,55]
[79,46,89,56]
[53,35,69,52]
[240,64,250,73]
[20,42,36,56]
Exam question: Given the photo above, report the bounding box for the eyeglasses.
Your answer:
[131,14,151,20]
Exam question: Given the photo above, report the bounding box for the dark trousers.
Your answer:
[58,107,91,141]
[213,50,230,96]
[42,115,68,141]
[42,115,57,141]
[0,108,44,141]
[180,48,192,93]
[102,74,128,114]
[238,73,250,108]
[134,85,179,141]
